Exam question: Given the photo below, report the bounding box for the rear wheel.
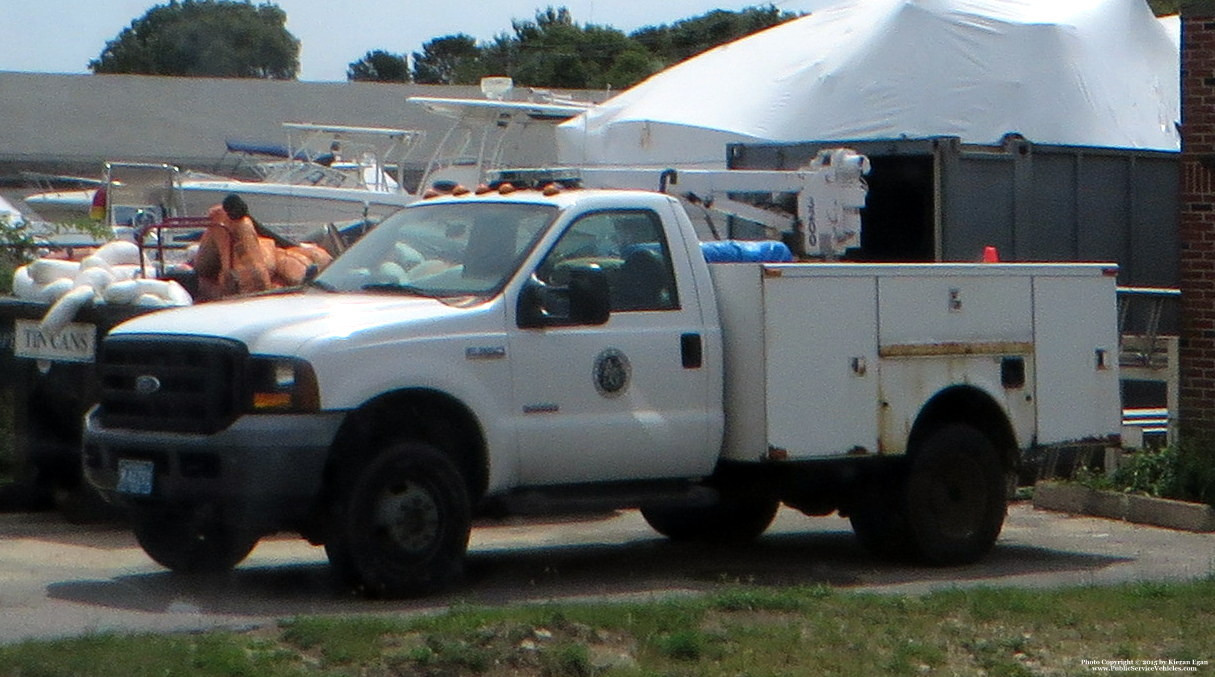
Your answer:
[132,507,258,573]
[641,492,778,543]
[905,424,1006,565]
[330,440,471,598]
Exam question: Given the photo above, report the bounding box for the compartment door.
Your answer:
[763,274,879,459]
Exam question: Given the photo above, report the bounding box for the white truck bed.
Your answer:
[709,262,1122,463]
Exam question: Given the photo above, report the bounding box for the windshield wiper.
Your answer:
[308,278,337,292]
[360,282,443,298]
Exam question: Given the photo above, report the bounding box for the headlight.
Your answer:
[247,357,320,413]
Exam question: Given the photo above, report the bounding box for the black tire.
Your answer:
[132,508,258,574]
[331,440,471,598]
[847,462,916,561]
[323,534,359,589]
[641,493,778,543]
[904,424,1007,565]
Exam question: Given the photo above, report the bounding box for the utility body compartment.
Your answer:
[710,262,1121,463]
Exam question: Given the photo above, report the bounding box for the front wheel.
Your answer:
[132,507,258,574]
[905,424,1007,565]
[331,441,471,598]
[641,493,778,543]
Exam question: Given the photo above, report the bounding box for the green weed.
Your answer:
[0,580,1213,676]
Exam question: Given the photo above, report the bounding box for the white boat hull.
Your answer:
[177,180,415,232]
[22,189,96,223]
[24,180,416,241]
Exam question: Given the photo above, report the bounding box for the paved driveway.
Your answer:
[0,501,1212,645]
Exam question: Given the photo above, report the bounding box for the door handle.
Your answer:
[681,333,702,369]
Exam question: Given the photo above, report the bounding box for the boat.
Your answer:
[178,89,592,239]
[407,82,597,190]
[19,173,106,224]
[173,122,426,235]
[22,78,595,242]
[21,123,425,235]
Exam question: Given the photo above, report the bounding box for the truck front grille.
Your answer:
[97,335,247,434]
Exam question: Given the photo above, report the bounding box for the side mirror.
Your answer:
[516,266,611,329]
[516,277,549,329]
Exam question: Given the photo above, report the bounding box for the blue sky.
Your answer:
[0,1,828,82]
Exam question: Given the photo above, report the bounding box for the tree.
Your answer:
[478,34,520,81]
[632,4,797,68]
[510,8,589,88]
[412,34,483,85]
[348,50,410,83]
[602,46,659,92]
[509,7,658,89]
[392,5,788,91]
[89,0,299,79]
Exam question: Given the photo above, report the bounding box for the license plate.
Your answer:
[116,459,155,495]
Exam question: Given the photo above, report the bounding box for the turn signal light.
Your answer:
[253,392,292,410]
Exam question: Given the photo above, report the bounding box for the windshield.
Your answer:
[315,201,557,297]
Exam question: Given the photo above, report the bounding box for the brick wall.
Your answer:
[1180,1,1215,437]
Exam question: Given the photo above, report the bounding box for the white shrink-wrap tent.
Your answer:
[556,0,1180,168]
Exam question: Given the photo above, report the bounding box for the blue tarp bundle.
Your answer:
[225,139,291,158]
[700,240,793,263]
[224,140,335,166]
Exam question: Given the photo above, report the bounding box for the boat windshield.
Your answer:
[314,201,557,298]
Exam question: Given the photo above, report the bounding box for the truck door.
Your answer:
[508,208,718,485]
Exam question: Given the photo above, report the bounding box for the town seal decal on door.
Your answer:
[593,348,631,397]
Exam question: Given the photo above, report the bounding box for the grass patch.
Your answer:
[0,631,305,677]
[279,615,408,666]
[1,580,1213,676]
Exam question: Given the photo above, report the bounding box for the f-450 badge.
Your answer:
[593,348,630,397]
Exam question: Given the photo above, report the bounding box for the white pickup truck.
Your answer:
[82,177,1122,597]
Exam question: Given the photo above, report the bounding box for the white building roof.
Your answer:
[557,0,1180,168]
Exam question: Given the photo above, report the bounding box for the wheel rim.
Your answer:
[373,479,441,554]
[915,455,986,539]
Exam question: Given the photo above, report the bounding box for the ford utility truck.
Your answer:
[82,173,1121,597]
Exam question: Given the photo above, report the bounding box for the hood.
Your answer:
[109,290,482,357]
